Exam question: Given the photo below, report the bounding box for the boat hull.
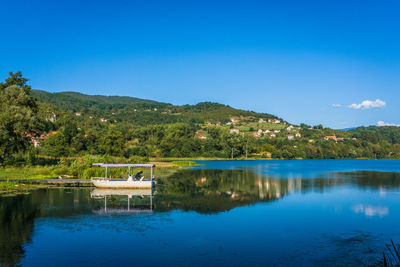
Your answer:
[91,179,152,189]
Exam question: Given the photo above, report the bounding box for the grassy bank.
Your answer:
[0,157,196,196]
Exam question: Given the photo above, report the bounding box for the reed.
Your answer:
[380,239,400,267]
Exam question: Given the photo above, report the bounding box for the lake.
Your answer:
[1,159,400,266]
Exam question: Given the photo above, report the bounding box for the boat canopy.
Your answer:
[93,163,155,168]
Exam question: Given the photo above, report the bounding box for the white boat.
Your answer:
[91,163,155,189]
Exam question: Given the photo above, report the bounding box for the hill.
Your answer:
[17,86,400,160]
[32,89,282,126]
[3,72,400,165]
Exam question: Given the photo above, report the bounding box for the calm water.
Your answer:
[1,160,400,266]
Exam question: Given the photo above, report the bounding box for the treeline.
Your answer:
[36,122,400,160]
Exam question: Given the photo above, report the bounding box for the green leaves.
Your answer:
[99,125,124,156]
[0,73,39,165]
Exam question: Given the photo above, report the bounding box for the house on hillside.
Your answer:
[258,118,265,123]
[295,132,301,138]
[274,119,281,124]
[75,112,81,116]
[274,130,280,133]
[27,131,57,148]
[264,130,271,133]
[100,118,107,122]
[288,134,294,140]
[197,134,207,140]
[324,136,337,141]
[230,128,240,134]
[26,132,41,148]
[48,113,57,122]
[253,132,261,138]
[269,133,276,138]
[286,125,294,131]
[336,137,344,142]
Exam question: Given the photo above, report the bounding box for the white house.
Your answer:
[288,134,294,140]
[274,130,280,133]
[48,113,57,122]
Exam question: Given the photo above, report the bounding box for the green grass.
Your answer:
[171,161,197,167]
[0,166,59,180]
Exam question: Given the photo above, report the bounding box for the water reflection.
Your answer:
[155,169,400,213]
[91,189,153,214]
[0,168,400,266]
[352,204,389,218]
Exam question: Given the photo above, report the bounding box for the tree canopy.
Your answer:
[0,72,39,165]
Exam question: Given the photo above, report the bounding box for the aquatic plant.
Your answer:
[381,239,400,267]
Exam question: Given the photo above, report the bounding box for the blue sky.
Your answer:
[1,0,399,128]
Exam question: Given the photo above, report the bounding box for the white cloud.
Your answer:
[377,121,400,127]
[348,99,386,110]
[353,204,388,217]
[332,104,341,107]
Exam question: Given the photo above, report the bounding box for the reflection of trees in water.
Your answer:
[0,189,101,267]
[337,171,400,189]
[1,170,400,266]
[155,169,290,214]
[0,195,37,267]
[155,169,400,213]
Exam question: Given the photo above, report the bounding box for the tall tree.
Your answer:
[99,125,124,156]
[0,72,39,166]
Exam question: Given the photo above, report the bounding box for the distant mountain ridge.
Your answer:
[31,89,281,126]
[337,127,357,131]
[32,89,161,107]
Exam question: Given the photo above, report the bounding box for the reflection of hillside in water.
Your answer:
[1,170,400,266]
[155,169,400,213]
[155,169,287,214]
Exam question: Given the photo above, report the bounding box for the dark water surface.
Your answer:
[1,159,400,266]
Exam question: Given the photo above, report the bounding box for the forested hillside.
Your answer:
[2,72,400,166]
[32,90,280,126]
